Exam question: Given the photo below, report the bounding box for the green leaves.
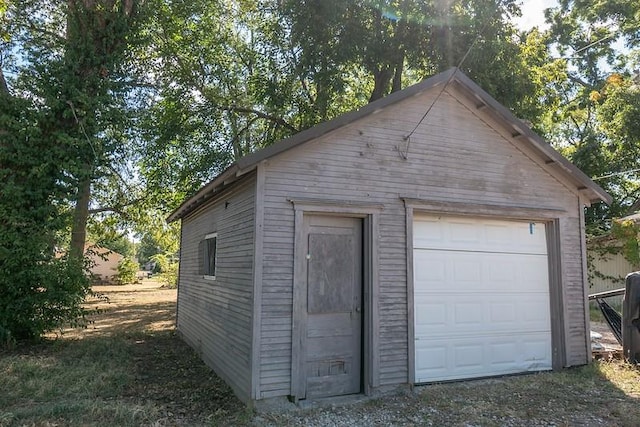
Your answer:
[0,1,149,340]
[543,0,640,232]
[0,92,91,341]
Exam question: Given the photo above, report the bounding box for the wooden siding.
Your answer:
[258,87,588,397]
[177,174,256,402]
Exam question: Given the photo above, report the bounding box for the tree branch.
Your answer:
[567,73,594,89]
[88,196,146,219]
[88,206,127,216]
[0,70,8,96]
[224,104,298,133]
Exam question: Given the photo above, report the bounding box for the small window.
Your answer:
[203,233,217,279]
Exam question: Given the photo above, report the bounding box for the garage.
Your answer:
[171,68,610,403]
[413,214,553,383]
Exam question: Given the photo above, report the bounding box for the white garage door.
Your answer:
[413,215,552,383]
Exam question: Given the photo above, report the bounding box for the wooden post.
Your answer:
[623,273,640,363]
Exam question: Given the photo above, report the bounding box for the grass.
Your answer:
[2,281,640,426]
[0,331,252,426]
[0,282,249,427]
[264,363,640,426]
[1,336,156,426]
[590,302,606,323]
[414,363,640,426]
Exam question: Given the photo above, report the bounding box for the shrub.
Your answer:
[150,253,179,288]
[115,257,140,285]
[0,251,91,342]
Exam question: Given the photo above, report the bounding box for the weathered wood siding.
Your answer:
[177,174,256,402]
[258,87,587,398]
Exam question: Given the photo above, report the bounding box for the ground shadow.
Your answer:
[124,331,244,422]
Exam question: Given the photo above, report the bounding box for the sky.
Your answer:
[513,0,558,31]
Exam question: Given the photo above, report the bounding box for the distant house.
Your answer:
[86,245,124,284]
[168,68,610,404]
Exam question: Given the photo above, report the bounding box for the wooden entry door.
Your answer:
[303,215,362,398]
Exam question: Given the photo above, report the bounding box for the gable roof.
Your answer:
[168,68,611,222]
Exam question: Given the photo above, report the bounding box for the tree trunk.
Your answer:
[391,52,404,94]
[70,176,91,258]
[64,0,138,258]
[369,67,393,102]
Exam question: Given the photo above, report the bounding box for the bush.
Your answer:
[150,253,179,288]
[115,257,140,284]
[0,251,91,342]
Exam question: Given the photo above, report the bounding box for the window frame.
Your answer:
[203,232,218,280]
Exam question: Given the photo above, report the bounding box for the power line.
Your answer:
[67,100,98,162]
[573,34,614,55]
[593,168,640,181]
[400,0,504,159]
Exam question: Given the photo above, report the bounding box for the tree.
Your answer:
[135,0,304,202]
[0,0,147,340]
[116,257,140,284]
[138,0,553,205]
[9,0,147,258]
[0,34,90,341]
[544,0,640,232]
[281,0,543,115]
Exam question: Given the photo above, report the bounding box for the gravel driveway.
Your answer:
[252,363,638,427]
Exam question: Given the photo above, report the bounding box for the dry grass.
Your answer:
[0,281,249,427]
[2,281,640,426]
[58,281,179,338]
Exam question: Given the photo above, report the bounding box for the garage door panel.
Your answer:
[522,295,552,322]
[413,216,547,254]
[414,250,550,293]
[454,302,483,324]
[415,346,447,379]
[415,294,550,337]
[415,302,447,327]
[413,215,552,383]
[415,333,552,383]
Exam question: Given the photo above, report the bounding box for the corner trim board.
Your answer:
[291,208,306,400]
[251,164,265,399]
[404,203,416,385]
[579,202,593,363]
[547,219,567,370]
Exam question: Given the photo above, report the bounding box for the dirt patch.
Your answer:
[32,280,249,426]
[591,321,622,349]
[52,280,178,339]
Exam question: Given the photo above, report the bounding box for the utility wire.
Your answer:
[67,100,98,162]
[593,168,640,181]
[573,34,614,55]
[401,0,504,159]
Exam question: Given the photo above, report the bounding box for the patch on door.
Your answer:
[308,358,351,377]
